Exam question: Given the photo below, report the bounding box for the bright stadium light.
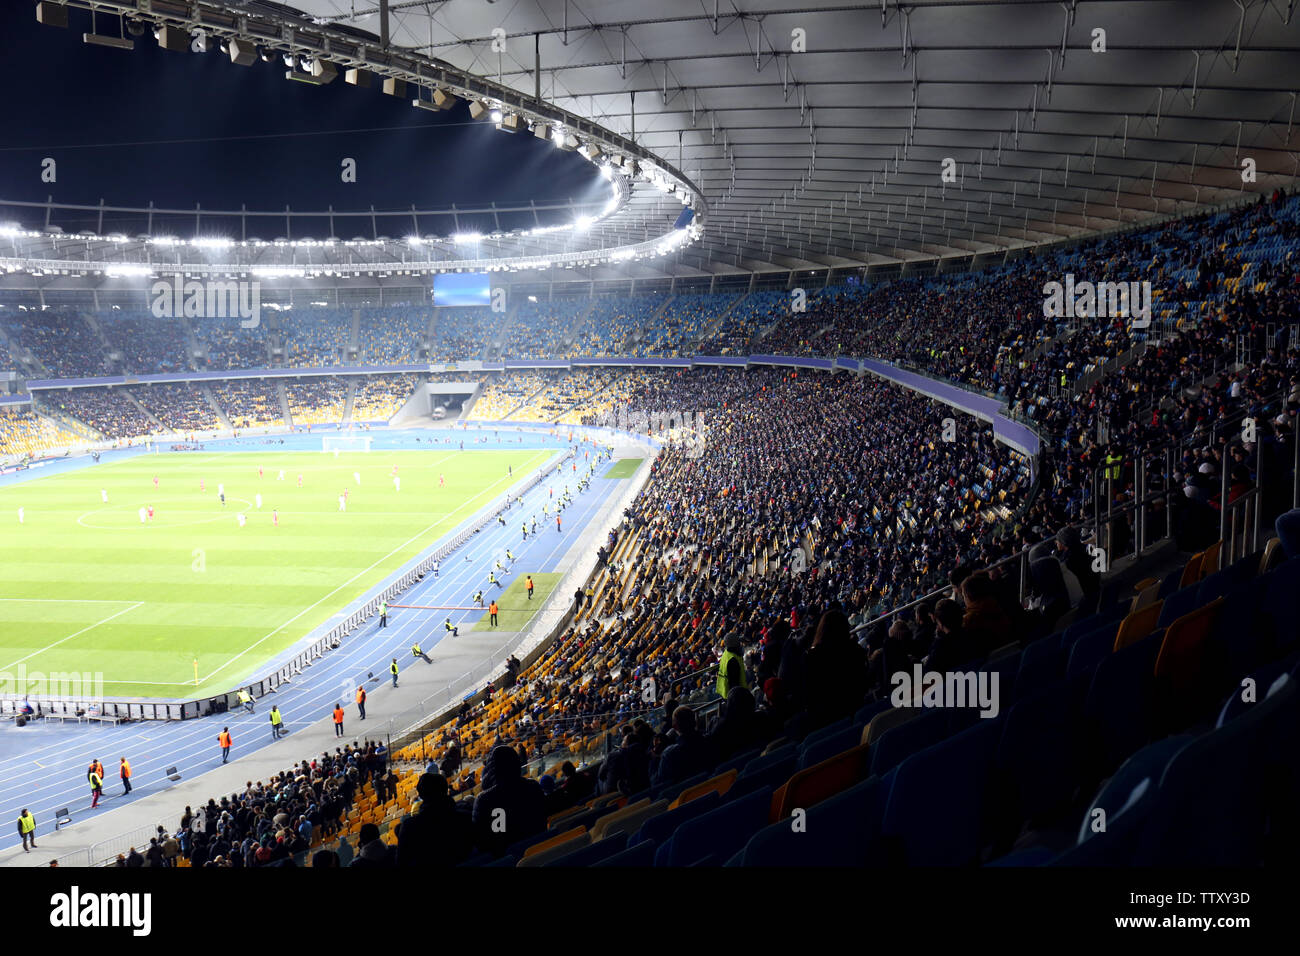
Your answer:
[452,232,483,245]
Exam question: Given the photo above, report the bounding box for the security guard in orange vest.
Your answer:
[489,600,499,627]
[217,727,233,763]
[332,703,345,738]
[119,757,132,795]
[355,686,367,721]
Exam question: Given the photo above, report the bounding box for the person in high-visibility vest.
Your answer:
[526,575,534,600]
[119,757,132,795]
[217,727,233,763]
[716,635,749,699]
[237,689,254,713]
[488,600,499,627]
[88,765,103,808]
[412,642,432,664]
[17,808,37,852]
[269,706,284,740]
[355,687,367,721]
[379,601,388,629]
[332,703,345,738]
[1103,448,1122,483]
[390,659,399,688]
[445,617,459,637]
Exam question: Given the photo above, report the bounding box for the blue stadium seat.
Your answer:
[797,722,866,770]
[1155,585,1202,629]
[712,747,762,778]
[868,706,951,777]
[1050,734,1196,866]
[729,752,799,800]
[1081,632,1163,778]
[592,839,656,867]
[540,832,628,867]
[1133,673,1298,865]
[1064,622,1118,683]
[994,684,1078,838]
[1215,652,1299,726]
[1013,636,1065,701]
[881,716,1003,865]
[654,771,709,804]
[656,786,772,866]
[854,697,894,726]
[799,716,852,752]
[630,790,722,848]
[729,777,886,867]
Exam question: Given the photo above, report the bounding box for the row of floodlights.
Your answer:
[1,226,699,278]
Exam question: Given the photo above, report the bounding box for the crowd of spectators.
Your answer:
[351,374,425,422]
[0,406,81,459]
[278,310,351,368]
[635,293,737,357]
[195,318,270,371]
[357,308,429,365]
[503,298,587,359]
[213,379,284,429]
[285,377,349,426]
[573,294,667,357]
[1,310,111,378]
[96,310,193,375]
[431,307,496,361]
[135,383,221,433]
[471,372,548,420]
[43,387,156,440]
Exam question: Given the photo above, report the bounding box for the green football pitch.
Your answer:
[0,448,550,699]
[602,458,643,479]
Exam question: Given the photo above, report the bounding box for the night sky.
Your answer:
[0,3,605,238]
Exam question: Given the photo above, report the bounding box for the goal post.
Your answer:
[322,434,372,454]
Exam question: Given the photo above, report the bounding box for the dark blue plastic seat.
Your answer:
[1156,585,1202,629]
[593,838,656,867]
[868,706,951,777]
[798,722,865,770]
[656,786,772,866]
[1081,632,1163,778]
[881,716,1003,866]
[729,777,886,867]
[995,684,1078,833]
[630,790,722,848]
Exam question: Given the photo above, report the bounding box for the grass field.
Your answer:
[472,572,561,631]
[0,447,550,699]
[602,458,643,479]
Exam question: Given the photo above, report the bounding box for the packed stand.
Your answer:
[285,377,349,426]
[0,405,81,459]
[1,310,111,378]
[471,372,547,421]
[572,294,667,357]
[430,307,495,361]
[504,298,587,359]
[96,310,193,375]
[357,307,430,365]
[135,383,222,433]
[214,379,284,429]
[351,374,424,422]
[195,318,271,371]
[635,294,737,357]
[278,310,352,368]
[44,387,156,439]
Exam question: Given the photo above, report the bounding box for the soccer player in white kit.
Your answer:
[101,489,108,503]
[338,494,347,512]
[353,472,361,486]
[138,506,147,524]
[17,507,23,524]
[393,476,400,492]
[278,469,285,480]
[237,512,246,528]
[218,483,225,497]
[255,493,263,509]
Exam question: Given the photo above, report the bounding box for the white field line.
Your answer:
[0,601,145,672]
[196,450,549,685]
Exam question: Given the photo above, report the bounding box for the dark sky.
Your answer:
[0,3,604,239]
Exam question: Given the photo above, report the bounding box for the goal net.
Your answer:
[322,434,372,454]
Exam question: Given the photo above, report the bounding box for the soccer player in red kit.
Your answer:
[147,505,154,521]
[273,510,279,527]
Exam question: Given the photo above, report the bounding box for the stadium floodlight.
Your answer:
[452,232,483,245]
[411,95,440,113]
[556,132,579,151]
[345,67,372,87]
[489,109,503,124]
[382,77,406,97]
[579,143,602,162]
[533,122,551,141]
[228,38,257,66]
[432,88,460,110]
[104,265,151,278]
[285,67,330,86]
[498,113,522,133]
[154,25,188,51]
[83,31,134,50]
[468,101,491,121]
[309,58,338,83]
[35,2,68,28]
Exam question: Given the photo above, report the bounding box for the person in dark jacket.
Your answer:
[472,745,547,855]
[394,773,474,867]
[924,599,983,674]
[1056,526,1101,615]
[705,687,763,763]
[802,610,869,729]
[349,823,395,867]
[651,707,712,789]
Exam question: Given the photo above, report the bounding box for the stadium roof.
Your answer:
[289,0,1300,272]
[6,0,1300,285]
